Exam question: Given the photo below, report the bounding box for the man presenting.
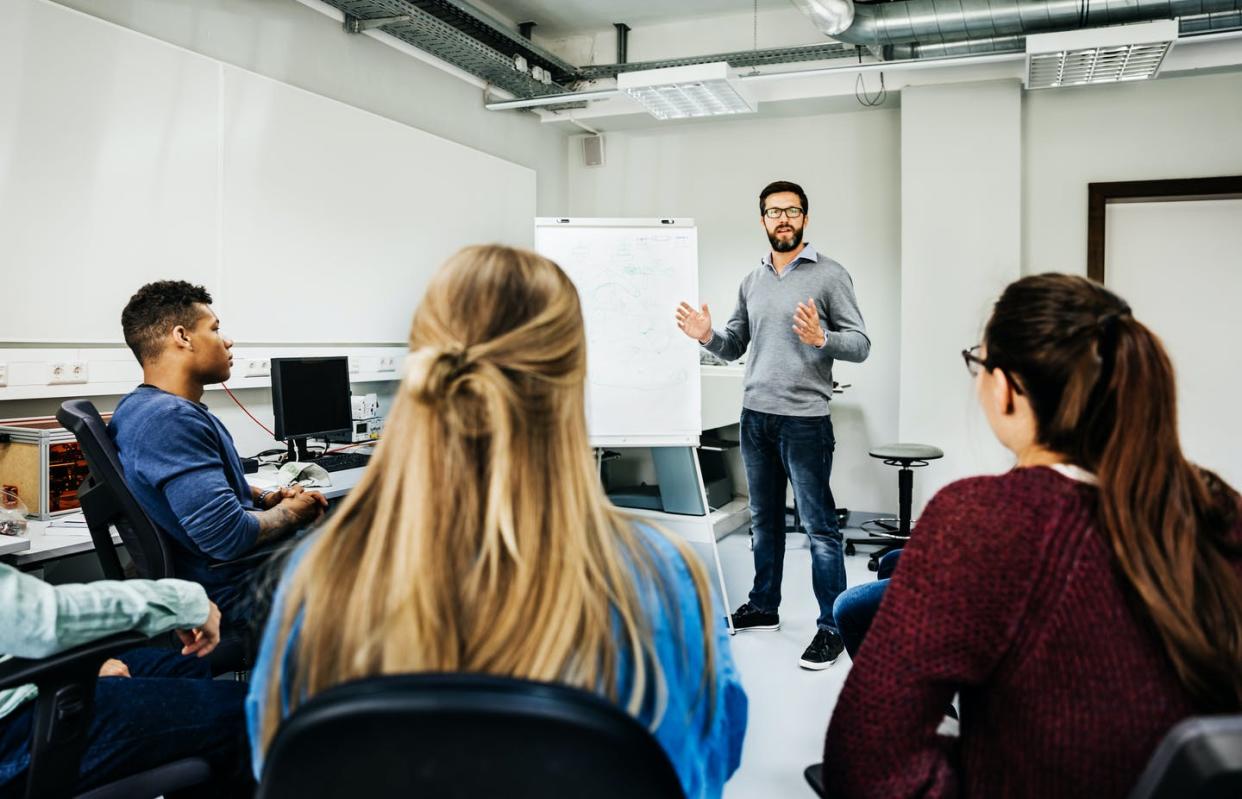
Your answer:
[675,180,870,669]
[110,281,326,626]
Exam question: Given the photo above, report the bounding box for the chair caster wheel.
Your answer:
[844,542,856,556]
[867,558,879,572]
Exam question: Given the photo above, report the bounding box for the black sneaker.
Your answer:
[731,602,780,632]
[799,629,844,670]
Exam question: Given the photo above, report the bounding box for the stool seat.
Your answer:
[868,443,944,462]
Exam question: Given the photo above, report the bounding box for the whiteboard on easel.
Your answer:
[535,219,701,447]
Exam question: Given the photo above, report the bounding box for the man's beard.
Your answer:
[768,225,804,253]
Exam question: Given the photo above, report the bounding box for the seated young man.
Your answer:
[0,563,247,796]
[110,281,326,626]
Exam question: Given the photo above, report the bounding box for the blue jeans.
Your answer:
[833,549,902,658]
[0,646,249,797]
[741,409,845,631]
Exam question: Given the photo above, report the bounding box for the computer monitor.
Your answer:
[271,357,352,460]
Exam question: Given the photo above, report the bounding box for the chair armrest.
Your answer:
[0,631,150,691]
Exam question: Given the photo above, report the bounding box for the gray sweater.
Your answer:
[703,244,870,417]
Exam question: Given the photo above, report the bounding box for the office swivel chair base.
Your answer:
[848,516,912,571]
[845,444,943,571]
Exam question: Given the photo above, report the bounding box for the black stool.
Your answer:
[844,443,944,571]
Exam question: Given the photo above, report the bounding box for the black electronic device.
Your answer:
[271,357,353,462]
[314,452,371,473]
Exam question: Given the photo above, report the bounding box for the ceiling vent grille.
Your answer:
[1025,19,1178,89]
[617,62,757,121]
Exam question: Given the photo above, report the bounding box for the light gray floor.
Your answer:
[692,528,881,799]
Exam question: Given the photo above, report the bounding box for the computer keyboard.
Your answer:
[312,452,372,472]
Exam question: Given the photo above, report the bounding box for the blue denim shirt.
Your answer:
[246,523,748,798]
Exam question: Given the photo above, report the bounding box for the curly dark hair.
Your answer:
[121,280,214,364]
[759,180,808,215]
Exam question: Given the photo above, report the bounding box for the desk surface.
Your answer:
[0,536,30,557]
[3,466,371,568]
[5,517,122,567]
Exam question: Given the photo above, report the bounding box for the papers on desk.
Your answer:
[47,512,89,529]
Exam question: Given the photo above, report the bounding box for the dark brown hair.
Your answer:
[759,180,808,215]
[984,273,1241,710]
[121,280,213,365]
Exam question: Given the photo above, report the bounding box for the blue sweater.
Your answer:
[109,385,260,620]
[246,524,748,798]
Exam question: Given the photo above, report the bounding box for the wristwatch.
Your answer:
[257,488,279,508]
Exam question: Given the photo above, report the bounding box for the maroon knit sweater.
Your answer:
[823,466,1241,799]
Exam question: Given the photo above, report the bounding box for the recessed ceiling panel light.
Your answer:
[618,62,757,120]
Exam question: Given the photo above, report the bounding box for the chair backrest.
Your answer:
[257,673,686,799]
[56,399,175,580]
[1129,715,1242,799]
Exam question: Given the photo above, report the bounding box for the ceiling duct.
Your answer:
[814,0,1242,46]
[322,0,579,96]
[789,0,855,36]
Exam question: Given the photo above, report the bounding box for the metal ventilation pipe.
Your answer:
[821,0,1242,45]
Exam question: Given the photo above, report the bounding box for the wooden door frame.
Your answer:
[1086,175,1242,283]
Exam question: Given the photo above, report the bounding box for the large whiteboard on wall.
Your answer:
[0,0,535,345]
[222,68,535,343]
[535,219,701,447]
[0,0,220,343]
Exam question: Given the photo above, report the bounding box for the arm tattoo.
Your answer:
[250,504,301,545]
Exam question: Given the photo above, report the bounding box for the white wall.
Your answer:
[50,0,570,215]
[567,107,903,513]
[1023,70,1242,275]
[899,81,1022,507]
[4,0,571,431]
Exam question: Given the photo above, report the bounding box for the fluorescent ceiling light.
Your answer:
[617,62,757,120]
[1025,19,1177,90]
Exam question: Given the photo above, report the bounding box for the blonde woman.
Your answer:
[244,245,748,798]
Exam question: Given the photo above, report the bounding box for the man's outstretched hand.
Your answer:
[675,302,713,343]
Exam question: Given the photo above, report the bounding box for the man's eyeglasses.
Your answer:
[961,345,1024,394]
[763,207,804,219]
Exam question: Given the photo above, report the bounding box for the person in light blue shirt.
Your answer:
[0,564,249,795]
[246,245,747,798]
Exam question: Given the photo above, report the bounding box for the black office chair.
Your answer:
[844,443,944,571]
[802,714,1242,799]
[55,399,252,673]
[0,631,213,799]
[257,673,686,799]
[1129,715,1242,798]
[804,762,825,797]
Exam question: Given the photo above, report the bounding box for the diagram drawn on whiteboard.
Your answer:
[534,219,701,443]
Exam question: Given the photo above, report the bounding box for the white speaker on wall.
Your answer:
[581,134,605,167]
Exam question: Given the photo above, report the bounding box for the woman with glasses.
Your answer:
[247,245,747,799]
[821,273,1241,798]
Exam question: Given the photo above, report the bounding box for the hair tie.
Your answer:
[1096,303,1132,337]
[404,345,473,403]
